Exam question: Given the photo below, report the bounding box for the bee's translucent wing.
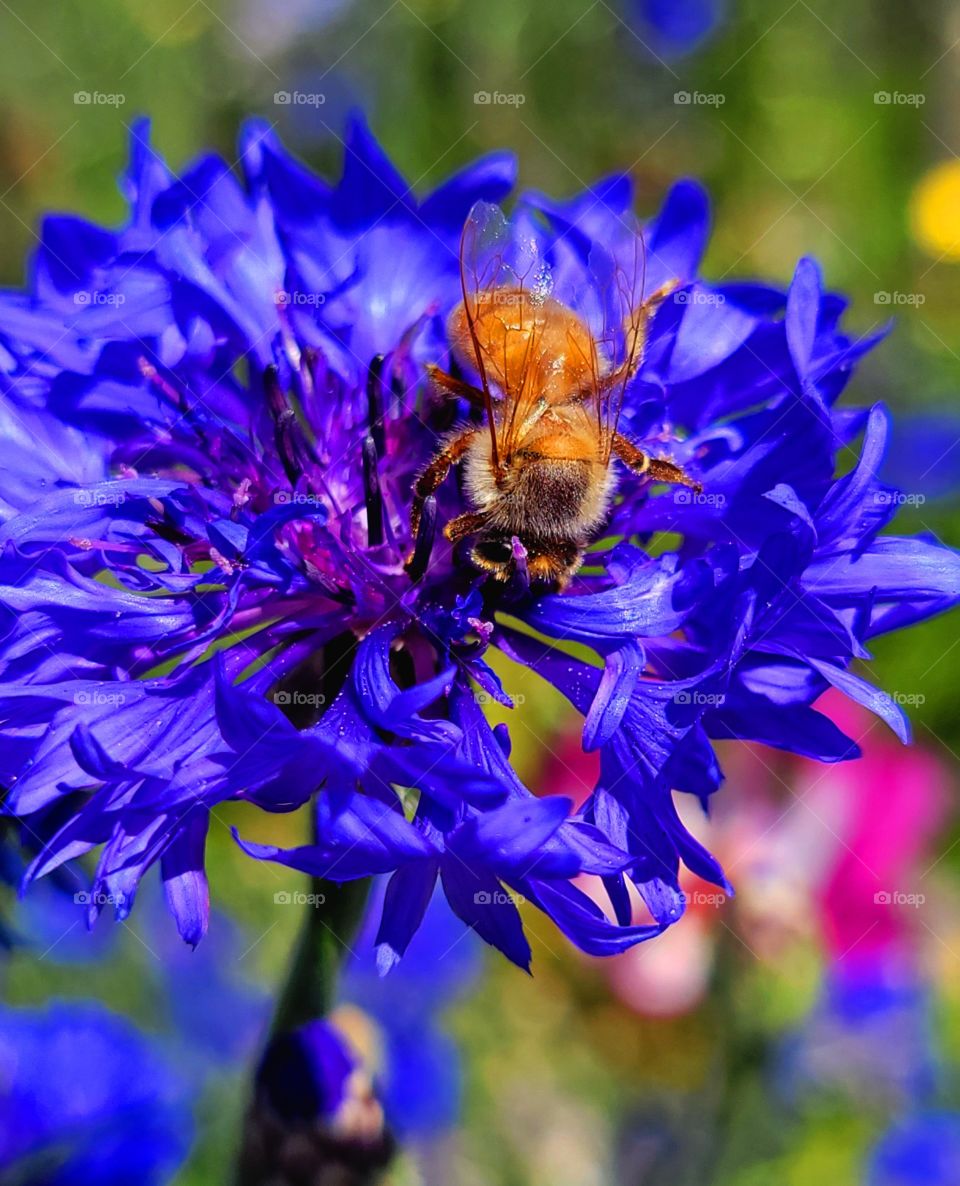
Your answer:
[458,200,526,293]
[585,218,661,462]
[456,202,516,469]
[454,202,562,461]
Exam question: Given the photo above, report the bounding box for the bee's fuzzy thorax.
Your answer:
[461,423,618,542]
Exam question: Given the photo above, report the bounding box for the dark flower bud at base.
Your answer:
[238,1021,394,1186]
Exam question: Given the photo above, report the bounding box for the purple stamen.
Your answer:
[511,535,529,595]
[362,436,384,548]
[366,355,386,456]
[389,370,406,420]
[406,495,436,583]
[139,357,209,447]
[493,722,512,757]
[296,345,316,405]
[263,365,302,486]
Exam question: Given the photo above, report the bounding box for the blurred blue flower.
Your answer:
[0,114,958,971]
[243,1015,394,1184]
[868,1113,960,1186]
[0,1001,192,1186]
[255,1018,357,1124]
[342,880,480,1138]
[0,889,271,1183]
[0,824,104,963]
[780,950,960,1184]
[779,957,936,1107]
[245,882,476,1183]
[625,0,725,59]
[881,411,960,503]
[150,899,271,1071]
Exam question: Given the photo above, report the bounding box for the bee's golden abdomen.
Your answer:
[448,292,597,403]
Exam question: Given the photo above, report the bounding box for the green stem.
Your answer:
[234,869,374,1186]
[271,871,372,1035]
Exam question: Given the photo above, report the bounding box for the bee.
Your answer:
[409,202,701,588]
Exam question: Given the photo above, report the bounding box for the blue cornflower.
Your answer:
[243,883,477,1177]
[780,959,937,1107]
[0,1001,192,1185]
[626,0,726,59]
[0,887,274,1185]
[340,879,481,1139]
[0,114,957,971]
[242,1017,395,1183]
[868,1113,960,1186]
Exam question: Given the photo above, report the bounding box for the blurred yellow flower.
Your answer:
[910,159,960,261]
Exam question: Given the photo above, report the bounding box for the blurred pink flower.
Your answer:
[540,691,953,1016]
[799,693,948,966]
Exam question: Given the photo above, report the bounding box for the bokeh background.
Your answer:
[2,1,960,1183]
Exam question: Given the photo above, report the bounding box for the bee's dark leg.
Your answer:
[426,364,486,408]
[444,511,489,544]
[611,432,702,492]
[410,428,476,539]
